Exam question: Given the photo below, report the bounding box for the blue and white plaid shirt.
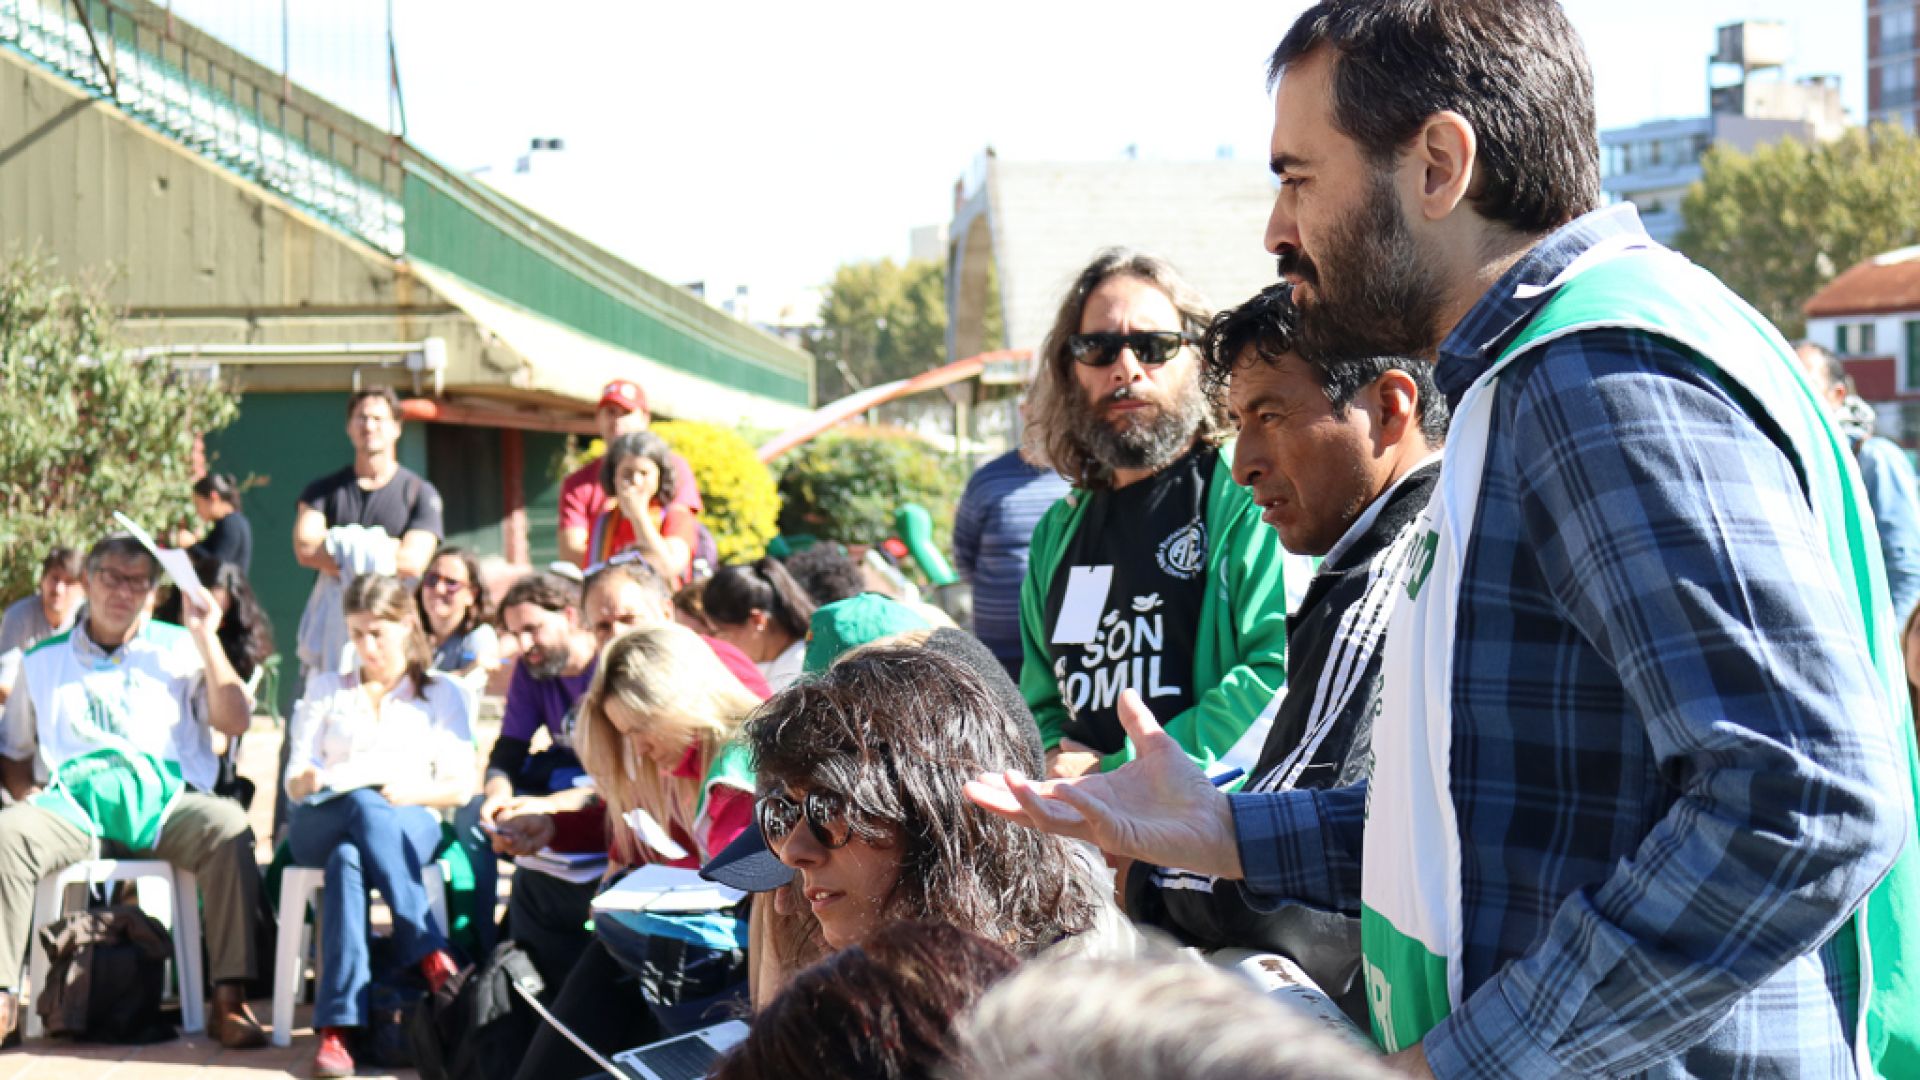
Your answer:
[1232,206,1905,1078]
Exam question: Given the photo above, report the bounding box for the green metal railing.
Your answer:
[0,0,404,253]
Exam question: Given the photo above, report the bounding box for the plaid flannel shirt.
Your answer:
[1231,206,1904,1078]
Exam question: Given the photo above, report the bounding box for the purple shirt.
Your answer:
[499,658,597,747]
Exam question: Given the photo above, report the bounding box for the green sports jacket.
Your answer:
[1017,444,1297,773]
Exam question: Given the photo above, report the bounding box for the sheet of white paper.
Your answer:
[1051,564,1113,645]
[624,807,688,862]
[113,511,211,608]
[591,863,743,914]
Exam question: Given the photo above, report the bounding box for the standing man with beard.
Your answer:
[969,2,1920,1077]
[1018,249,1306,779]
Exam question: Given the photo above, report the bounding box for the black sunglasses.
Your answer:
[756,789,852,851]
[1067,331,1192,368]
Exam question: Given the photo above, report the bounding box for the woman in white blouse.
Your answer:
[284,574,475,1079]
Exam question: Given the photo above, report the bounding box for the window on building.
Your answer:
[1908,321,1920,391]
[1838,323,1880,357]
[1883,8,1916,53]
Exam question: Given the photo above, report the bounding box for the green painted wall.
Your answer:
[522,432,570,569]
[203,392,428,716]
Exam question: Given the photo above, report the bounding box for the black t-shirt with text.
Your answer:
[1043,445,1213,754]
[298,465,445,541]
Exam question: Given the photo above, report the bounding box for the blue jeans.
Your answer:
[288,789,446,1029]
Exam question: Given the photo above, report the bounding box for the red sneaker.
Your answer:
[419,949,460,995]
[312,1027,354,1078]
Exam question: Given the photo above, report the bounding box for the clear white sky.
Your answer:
[173,1,1865,305]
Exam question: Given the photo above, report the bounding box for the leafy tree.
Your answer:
[1676,123,1920,339]
[776,427,967,551]
[0,251,238,600]
[806,257,1005,402]
[653,419,779,563]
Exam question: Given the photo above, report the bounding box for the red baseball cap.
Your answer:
[598,378,648,415]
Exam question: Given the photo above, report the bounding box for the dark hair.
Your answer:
[417,545,492,642]
[745,648,1093,962]
[781,543,865,606]
[1269,0,1600,235]
[1201,284,1448,444]
[712,922,1018,1080]
[40,546,81,580]
[191,473,240,507]
[1023,249,1227,489]
[84,535,159,581]
[154,551,275,683]
[343,573,435,695]
[498,571,579,618]
[704,558,815,640]
[346,386,403,420]
[599,431,679,506]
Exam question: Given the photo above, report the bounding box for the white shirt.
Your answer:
[3,618,216,791]
[758,640,807,694]
[286,671,476,800]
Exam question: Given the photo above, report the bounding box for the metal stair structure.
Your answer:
[0,0,404,254]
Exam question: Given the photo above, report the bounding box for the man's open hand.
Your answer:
[964,690,1244,880]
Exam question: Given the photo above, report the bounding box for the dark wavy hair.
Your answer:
[155,550,274,683]
[780,542,865,606]
[1022,248,1226,490]
[415,545,492,643]
[1200,283,1448,444]
[712,921,1018,1080]
[599,430,679,506]
[745,648,1095,963]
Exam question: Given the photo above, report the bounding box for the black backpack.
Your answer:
[410,941,545,1080]
[35,905,174,1044]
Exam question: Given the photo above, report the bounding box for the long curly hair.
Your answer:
[744,648,1097,965]
[1021,248,1227,490]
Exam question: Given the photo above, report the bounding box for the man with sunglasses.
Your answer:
[1018,248,1308,780]
[0,535,270,1047]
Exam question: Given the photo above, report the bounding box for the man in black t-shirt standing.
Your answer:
[1017,249,1303,780]
[294,387,444,582]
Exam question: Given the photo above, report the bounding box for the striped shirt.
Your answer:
[952,450,1069,666]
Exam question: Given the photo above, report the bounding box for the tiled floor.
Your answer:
[8,707,511,1078]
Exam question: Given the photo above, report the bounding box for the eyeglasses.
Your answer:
[1067,331,1192,368]
[92,568,154,595]
[756,789,852,851]
[421,572,470,594]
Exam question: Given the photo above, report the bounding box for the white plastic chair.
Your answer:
[269,863,449,1048]
[23,859,205,1038]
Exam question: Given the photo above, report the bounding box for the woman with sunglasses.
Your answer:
[746,646,1132,974]
[508,622,760,1080]
[702,557,816,692]
[415,545,498,684]
[284,574,471,1079]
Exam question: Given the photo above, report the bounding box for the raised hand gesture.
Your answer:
[963,689,1244,880]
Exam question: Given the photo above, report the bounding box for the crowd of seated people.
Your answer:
[26,34,1920,1069]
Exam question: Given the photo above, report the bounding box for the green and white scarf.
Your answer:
[1359,242,1920,1075]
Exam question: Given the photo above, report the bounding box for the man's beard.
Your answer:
[1279,166,1449,361]
[523,645,568,680]
[1072,383,1206,475]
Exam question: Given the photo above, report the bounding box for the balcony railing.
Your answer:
[0,0,403,254]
